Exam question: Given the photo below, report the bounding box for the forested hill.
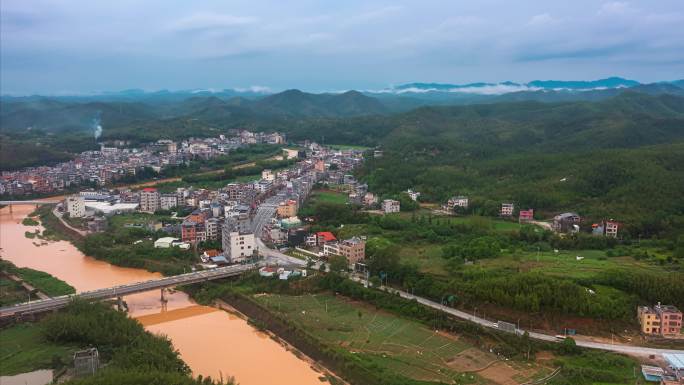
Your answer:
[358,92,684,240]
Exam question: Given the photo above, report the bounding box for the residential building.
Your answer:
[638,304,682,337]
[261,169,275,181]
[406,189,421,201]
[65,195,86,218]
[160,194,178,210]
[223,231,255,263]
[553,212,581,233]
[306,231,336,247]
[363,192,378,207]
[140,188,160,213]
[501,203,514,217]
[87,216,108,232]
[324,236,366,266]
[605,221,619,238]
[519,209,534,223]
[276,199,298,218]
[382,199,400,214]
[447,196,469,211]
[181,220,205,244]
[205,218,222,241]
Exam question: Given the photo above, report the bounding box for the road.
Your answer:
[355,278,684,356]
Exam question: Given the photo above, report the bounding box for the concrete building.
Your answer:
[205,218,222,241]
[154,237,179,248]
[223,231,255,263]
[501,203,514,217]
[276,200,298,218]
[261,169,275,181]
[605,221,619,238]
[382,199,400,214]
[553,212,581,233]
[160,194,178,210]
[140,188,160,213]
[324,236,366,266]
[519,209,534,223]
[447,196,469,211]
[406,189,421,201]
[65,195,86,218]
[181,220,205,244]
[638,304,682,337]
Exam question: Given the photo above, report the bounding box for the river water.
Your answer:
[0,205,325,385]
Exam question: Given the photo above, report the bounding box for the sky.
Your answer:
[1,0,683,95]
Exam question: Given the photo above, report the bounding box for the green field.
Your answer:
[0,323,76,375]
[254,293,550,384]
[0,260,75,297]
[310,189,349,205]
[0,277,28,306]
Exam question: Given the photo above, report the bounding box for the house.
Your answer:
[223,231,255,263]
[259,266,278,277]
[65,195,86,218]
[204,218,222,241]
[605,221,619,238]
[324,236,366,266]
[307,231,337,247]
[500,203,514,217]
[382,199,400,214]
[160,194,178,210]
[637,304,682,337]
[406,189,421,201]
[363,192,378,207]
[519,209,534,223]
[154,237,179,248]
[210,255,229,266]
[553,212,581,233]
[261,169,275,181]
[140,187,160,213]
[447,196,469,211]
[181,220,206,243]
[201,249,221,262]
[276,199,298,218]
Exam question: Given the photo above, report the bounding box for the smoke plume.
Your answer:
[92,115,102,139]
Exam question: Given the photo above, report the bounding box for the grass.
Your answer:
[309,189,348,205]
[0,277,28,306]
[21,217,39,226]
[254,293,549,384]
[0,260,75,297]
[0,323,76,376]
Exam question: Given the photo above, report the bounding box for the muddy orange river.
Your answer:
[0,205,324,385]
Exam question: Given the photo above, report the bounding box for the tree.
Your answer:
[329,255,348,273]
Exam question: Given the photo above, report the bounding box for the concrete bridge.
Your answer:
[0,263,259,319]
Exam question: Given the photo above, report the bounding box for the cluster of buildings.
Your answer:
[131,143,368,268]
[0,130,285,197]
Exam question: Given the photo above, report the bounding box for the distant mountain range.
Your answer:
[2,78,683,134]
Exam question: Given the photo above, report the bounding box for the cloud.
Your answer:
[169,12,256,32]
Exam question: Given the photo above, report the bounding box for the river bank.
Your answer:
[0,204,327,385]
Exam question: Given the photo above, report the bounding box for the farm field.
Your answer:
[254,293,552,385]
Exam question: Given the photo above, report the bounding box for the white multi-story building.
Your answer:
[223,231,255,263]
[140,188,160,213]
[261,169,275,181]
[447,196,469,211]
[160,194,178,210]
[65,195,86,218]
[406,189,421,202]
[501,203,514,217]
[382,199,400,214]
[205,218,222,241]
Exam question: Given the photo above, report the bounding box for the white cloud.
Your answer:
[169,12,256,32]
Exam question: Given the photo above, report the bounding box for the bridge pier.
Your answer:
[116,296,126,312]
[160,288,167,303]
